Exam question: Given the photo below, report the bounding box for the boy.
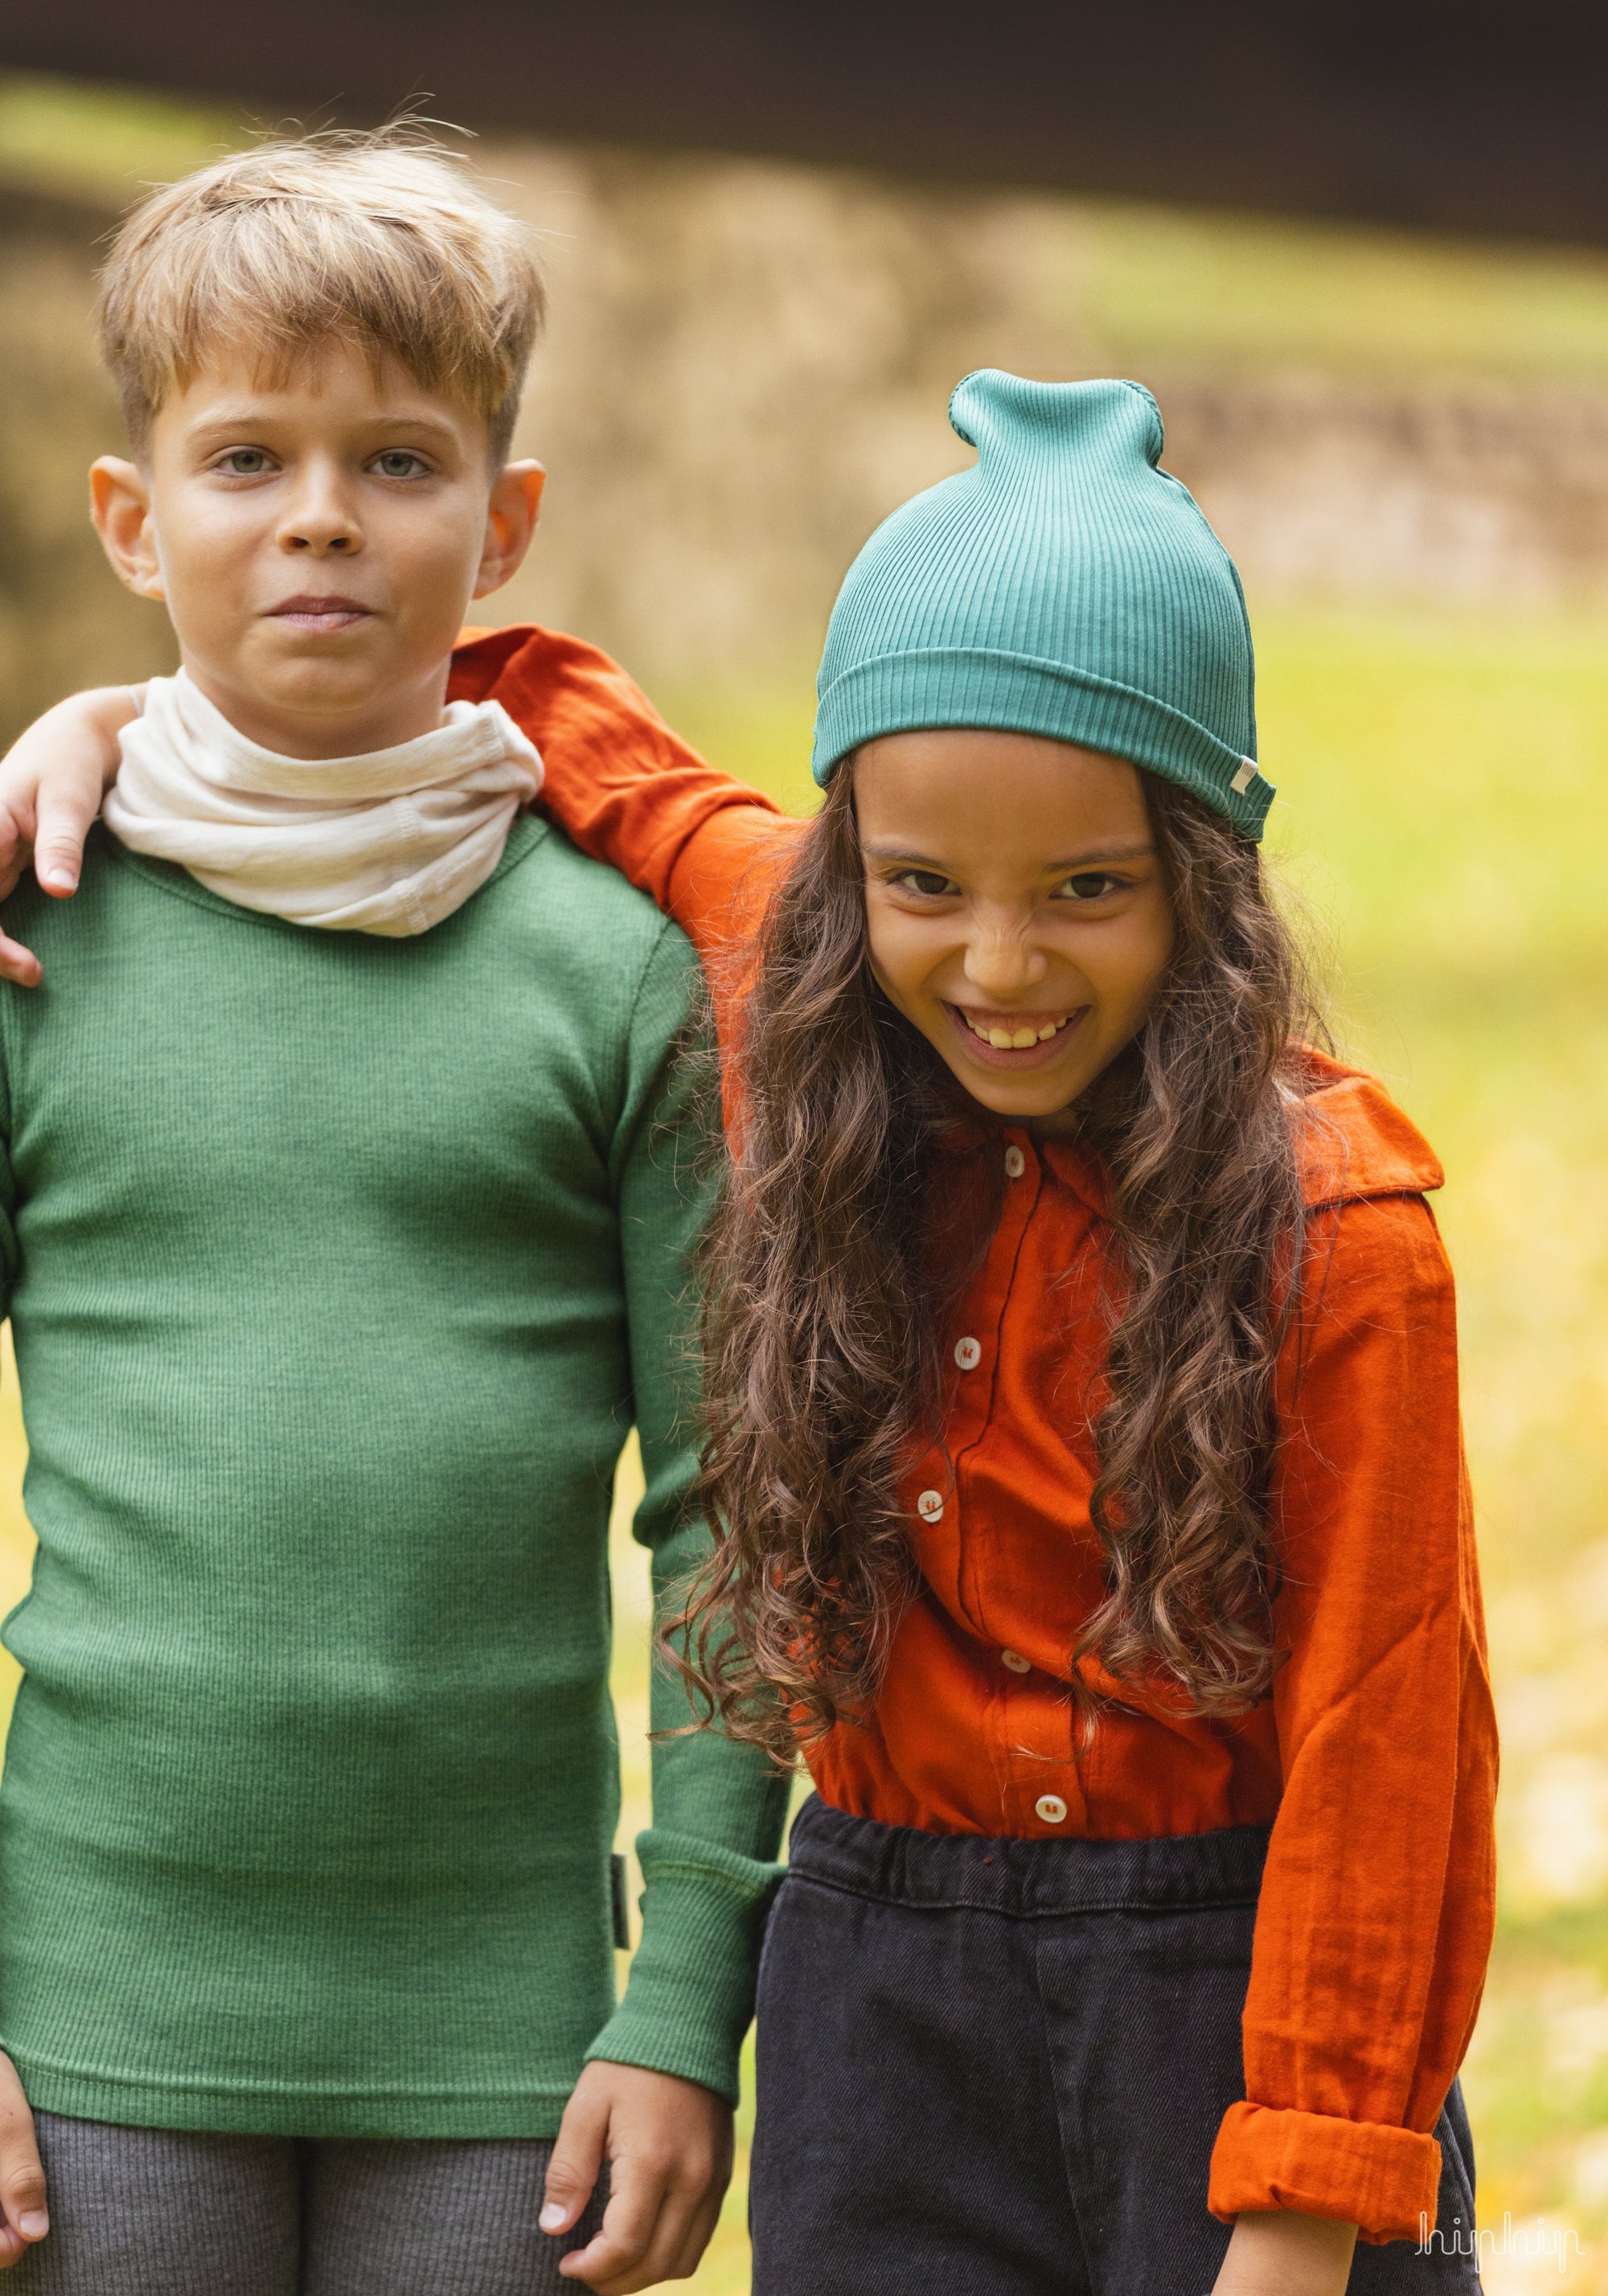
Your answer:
[0,132,787,2294]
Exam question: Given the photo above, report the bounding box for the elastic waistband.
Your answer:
[786,1796,1270,1918]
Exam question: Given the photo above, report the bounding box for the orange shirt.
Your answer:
[450,625,1498,2246]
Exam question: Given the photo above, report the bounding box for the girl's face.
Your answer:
[855,728,1174,1125]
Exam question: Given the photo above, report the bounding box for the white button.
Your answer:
[954,1336,982,1371]
[1004,1145,1026,1179]
[1035,1794,1069,1824]
[917,1489,945,1523]
[1001,1650,1031,1674]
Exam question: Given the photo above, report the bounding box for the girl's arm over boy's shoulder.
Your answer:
[0,623,802,987]
[452,624,806,962]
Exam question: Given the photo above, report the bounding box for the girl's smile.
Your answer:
[854,726,1175,1123]
[946,1001,1089,1068]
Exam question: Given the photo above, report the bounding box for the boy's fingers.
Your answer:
[539,2088,609,2237]
[667,2188,726,2280]
[556,2151,673,2290]
[0,2056,47,2256]
[592,2185,719,2294]
[547,2068,730,2287]
[630,2177,724,2290]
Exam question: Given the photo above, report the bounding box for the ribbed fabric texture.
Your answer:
[0,814,787,2138]
[812,370,1274,838]
[23,2112,611,2291]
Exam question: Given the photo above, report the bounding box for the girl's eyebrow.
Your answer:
[861,838,1156,870]
[1045,841,1155,869]
[860,843,955,868]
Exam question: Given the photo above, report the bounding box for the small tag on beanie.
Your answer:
[1230,758,1257,794]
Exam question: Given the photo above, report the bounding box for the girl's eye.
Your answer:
[215,449,273,476]
[1055,871,1121,902]
[372,450,431,479]
[893,869,960,898]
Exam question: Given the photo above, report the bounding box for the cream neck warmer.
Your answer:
[103,670,544,937]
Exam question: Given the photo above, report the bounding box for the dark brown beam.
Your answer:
[3,1,1607,245]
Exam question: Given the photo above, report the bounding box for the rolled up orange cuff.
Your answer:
[1209,2101,1444,2246]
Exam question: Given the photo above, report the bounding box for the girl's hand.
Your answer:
[0,2052,47,2267]
[1212,2210,1360,2296]
[0,686,141,985]
[541,2059,733,2291]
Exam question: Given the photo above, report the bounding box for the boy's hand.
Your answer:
[0,2052,47,2267]
[542,2060,732,2291]
[0,686,141,985]
[1211,2209,1359,2296]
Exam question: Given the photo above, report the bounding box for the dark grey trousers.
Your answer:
[752,1797,1480,2296]
[10,2113,608,2294]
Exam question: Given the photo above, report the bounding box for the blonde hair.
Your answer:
[98,128,545,459]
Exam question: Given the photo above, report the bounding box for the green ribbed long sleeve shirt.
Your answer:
[0,813,788,2138]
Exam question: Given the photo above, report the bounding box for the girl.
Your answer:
[1,372,1495,2296]
[523,371,1496,2296]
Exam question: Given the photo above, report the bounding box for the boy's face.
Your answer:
[90,340,544,757]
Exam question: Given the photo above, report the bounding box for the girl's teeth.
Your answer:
[969,1014,1069,1049]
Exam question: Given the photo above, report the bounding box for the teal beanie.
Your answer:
[811,371,1273,839]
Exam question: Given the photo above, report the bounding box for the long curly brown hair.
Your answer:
[672,759,1322,1761]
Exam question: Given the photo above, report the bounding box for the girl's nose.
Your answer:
[963,927,1048,998]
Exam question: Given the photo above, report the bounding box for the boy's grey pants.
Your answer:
[10,2112,609,2294]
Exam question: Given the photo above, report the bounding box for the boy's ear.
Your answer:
[474,461,545,601]
[90,458,165,601]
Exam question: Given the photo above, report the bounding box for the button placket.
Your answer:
[951,1136,1042,1652]
[950,1142,1036,1446]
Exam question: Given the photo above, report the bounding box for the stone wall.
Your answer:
[1163,378,1608,607]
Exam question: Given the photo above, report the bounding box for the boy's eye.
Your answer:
[214,449,273,476]
[1055,871,1121,902]
[892,869,960,898]
[371,450,432,479]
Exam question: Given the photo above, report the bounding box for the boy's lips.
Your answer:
[946,1003,1089,1070]
[266,595,374,633]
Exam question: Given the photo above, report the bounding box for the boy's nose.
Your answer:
[278,479,363,557]
[284,522,359,556]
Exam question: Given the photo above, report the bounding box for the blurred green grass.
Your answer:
[0,605,1600,2286]
[0,72,252,204]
